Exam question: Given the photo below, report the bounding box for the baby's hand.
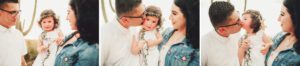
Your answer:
[261,44,271,55]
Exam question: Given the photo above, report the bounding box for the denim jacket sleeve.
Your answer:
[74,41,99,66]
[188,49,199,66]
[265,32,286,66]
[158,28,174,51]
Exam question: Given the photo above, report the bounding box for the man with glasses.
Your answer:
[0,0,27,66]
[201,1,242,66]
[100,0,145,66]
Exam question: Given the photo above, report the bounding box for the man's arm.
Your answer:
[21,56,27,66]
[238,39,250,65]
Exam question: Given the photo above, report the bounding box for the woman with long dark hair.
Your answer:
[158,0,199,66]
[54,0,99,66]
[265,0,300,66]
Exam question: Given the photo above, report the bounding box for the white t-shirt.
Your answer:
[0,25,27,66]
[201,31,240,66]
[101,19,137,66]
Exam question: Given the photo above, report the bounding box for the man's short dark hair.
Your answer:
[0,0,18,8]
[115,0,142,18]
[209,1,235,28]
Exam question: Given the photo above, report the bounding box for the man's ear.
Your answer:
[120,17,128,24]
[119,17,130,27]
[217,27,227,35]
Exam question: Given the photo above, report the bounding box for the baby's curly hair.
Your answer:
[38,9,60,30]
[145,5,163,29]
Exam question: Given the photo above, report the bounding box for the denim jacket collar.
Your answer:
[162,28,188,46]
[271,32,297,53]
[61,31,82,48]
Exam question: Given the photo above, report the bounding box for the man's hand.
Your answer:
[138,40,146,49]
[240,39,250,52]
[37,45,48,53]
[21,56,27,66]
[238,39,250,65]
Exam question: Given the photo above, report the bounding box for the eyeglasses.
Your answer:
[218,19,241,27]
[219,22,240,27]
[123,11,146,19]
[0,8,21,16]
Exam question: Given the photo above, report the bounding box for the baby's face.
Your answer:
[41,17,55,32]
[241,14,253,32]
[143,16,159,31]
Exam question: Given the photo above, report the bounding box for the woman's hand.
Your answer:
[56,31,64,46]
[55,37,64,46]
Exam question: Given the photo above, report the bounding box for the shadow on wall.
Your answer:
[24,39,39,66]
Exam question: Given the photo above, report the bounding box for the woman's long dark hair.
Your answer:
[69,0,99,44]
[284,0,300,53]
[174,0,199,49]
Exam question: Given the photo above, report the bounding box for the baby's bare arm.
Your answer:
[261,32,273,55]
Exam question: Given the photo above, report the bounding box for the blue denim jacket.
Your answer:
[265,32,300,66]
[55,32,99,66]
[158,28,199,66]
